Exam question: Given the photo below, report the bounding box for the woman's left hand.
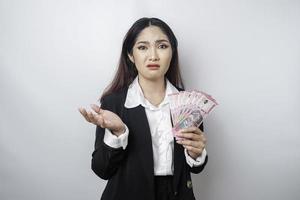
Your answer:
[175,126,206,160]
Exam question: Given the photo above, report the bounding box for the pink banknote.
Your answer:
[168,90,218,140]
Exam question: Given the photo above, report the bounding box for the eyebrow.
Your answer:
[136,39,170,44]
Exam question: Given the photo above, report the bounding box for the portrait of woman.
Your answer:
[1,0,298,199]
[79,17,208,200]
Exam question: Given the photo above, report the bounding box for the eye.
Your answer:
[137,45,147,50]
[158,44,169,49]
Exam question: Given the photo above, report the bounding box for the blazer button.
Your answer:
[187,180,193,189]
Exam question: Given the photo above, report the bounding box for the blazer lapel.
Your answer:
[173,137,185,192]
[171,110,185,193]
[126,105,154,183]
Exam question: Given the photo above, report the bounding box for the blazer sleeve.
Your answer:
[91,95,127,180]
[188,122,208,174]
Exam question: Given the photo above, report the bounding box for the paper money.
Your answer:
[168,90,218,140]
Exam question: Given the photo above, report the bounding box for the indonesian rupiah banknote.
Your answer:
[168,90,218,140]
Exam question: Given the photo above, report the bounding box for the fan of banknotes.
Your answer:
[168,90,218,139]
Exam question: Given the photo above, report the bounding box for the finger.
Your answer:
[78,107,84,115]
[87,111,97,124]
[176,139,196,147]
[103,119,112,126]
[201,135,207,144]
[177,139,205,149]
[181,126,203,135]
[101,117,109,128]
[175,132,201,140]
[183,132,206,143]
[182,145,204,155]
[94,114,111,128]
[98,108,104,114]
[90,104,101,114]
[95,114,105,128]
[90,111,106,127]
[79,108,92,123]
[78,107,86,115]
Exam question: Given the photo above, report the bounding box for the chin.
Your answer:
[140,73,165,82]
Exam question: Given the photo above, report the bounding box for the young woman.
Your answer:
[79,17,208,200]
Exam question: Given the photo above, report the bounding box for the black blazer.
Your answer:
[91,87,208,200]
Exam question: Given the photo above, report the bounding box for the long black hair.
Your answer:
[100,17,184,102]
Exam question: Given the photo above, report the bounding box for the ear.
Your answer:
[127,53,134,63]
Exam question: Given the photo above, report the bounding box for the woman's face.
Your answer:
[128,26,172,81]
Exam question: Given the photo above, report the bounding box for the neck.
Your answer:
[138,76,166,97]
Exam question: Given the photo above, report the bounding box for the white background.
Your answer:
[1,0,299,200]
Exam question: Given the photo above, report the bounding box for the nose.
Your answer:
[149,47,159,61]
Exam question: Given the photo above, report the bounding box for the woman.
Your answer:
[79,17,208,200]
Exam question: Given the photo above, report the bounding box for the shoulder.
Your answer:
[100,87,128,117]
[101,87,128,106]
[175,86,185,92]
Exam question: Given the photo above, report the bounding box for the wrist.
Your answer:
[188,150,201,160]
[112,125,126,137]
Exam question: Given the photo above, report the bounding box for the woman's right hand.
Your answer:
[78,104,126,136]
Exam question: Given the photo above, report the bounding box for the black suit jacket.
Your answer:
[91,87,208,200]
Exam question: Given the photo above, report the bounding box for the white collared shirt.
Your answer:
[103,76,207,175]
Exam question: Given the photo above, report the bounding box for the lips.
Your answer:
[147,64,160,68]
